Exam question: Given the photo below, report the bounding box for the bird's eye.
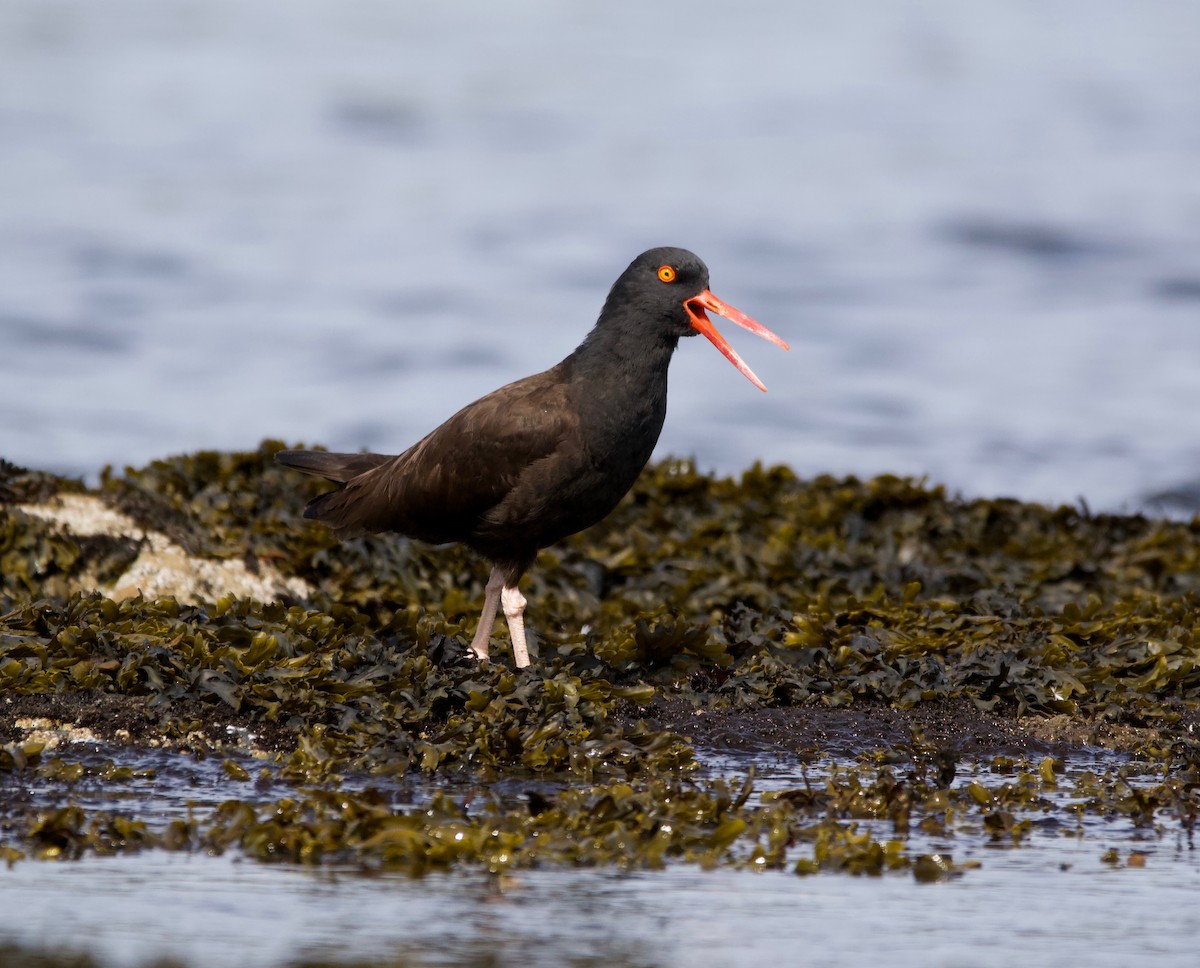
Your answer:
[657,265,677,283]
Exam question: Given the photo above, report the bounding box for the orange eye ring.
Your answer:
[657,265,676,283]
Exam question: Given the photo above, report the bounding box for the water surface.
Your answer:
[2,1,1199,510]
[3,747,1197,968]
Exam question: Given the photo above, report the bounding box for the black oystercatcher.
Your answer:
[276,247,787,667]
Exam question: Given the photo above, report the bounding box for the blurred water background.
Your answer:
[2,0,1198,511]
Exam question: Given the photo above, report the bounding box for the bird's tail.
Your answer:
[275,449,393,536]
[274,449,390,483]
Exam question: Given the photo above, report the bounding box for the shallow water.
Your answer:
[9,847,1200,968]
[2,1,1200,511]
[3,746,1199,968]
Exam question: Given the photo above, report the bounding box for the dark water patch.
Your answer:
[327,97,430,146]
[937,217,1130,261]
[1142,480,1200,515]
[1152,276,1200,302]
[847,391,916,419]
[437,343,508,368]
[0,313,131,354]
[1,742,256,821]
[72,241,190,282]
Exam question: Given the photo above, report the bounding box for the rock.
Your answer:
[17,493,313,604]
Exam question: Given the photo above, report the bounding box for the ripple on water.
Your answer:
[3,745,1199,967]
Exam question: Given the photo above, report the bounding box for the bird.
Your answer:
[275,247,788,668]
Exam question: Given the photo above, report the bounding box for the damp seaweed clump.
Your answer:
[3,442,1200,876]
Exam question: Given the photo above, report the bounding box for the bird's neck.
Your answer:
[568,316,679,392]
[562,316,676,475]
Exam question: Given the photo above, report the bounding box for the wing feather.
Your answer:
[305,364,577,542]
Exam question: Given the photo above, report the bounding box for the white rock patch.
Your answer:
[17,493,313,604]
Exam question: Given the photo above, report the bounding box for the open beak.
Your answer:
[685,290,789,392]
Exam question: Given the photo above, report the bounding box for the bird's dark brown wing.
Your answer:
[303,363,579,543]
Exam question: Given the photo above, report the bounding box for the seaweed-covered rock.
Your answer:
[3,443,1200,874]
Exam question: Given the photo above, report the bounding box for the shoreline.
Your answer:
[3,442,1200,876]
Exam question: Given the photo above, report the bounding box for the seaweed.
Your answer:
[2,443,1200,876]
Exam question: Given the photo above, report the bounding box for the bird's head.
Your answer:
[603,246,789,392]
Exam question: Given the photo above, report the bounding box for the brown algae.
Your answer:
[3,443,1200,875]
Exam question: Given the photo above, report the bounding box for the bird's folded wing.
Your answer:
[333,370,577,540]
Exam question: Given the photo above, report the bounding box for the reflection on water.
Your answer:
[3,743,1199,968]
[11,847,1200,968]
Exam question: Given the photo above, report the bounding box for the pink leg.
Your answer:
[501,584,530,668]
[469,567,504,663]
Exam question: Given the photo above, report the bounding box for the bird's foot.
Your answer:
[502,585,530,668]
[467,628,491,664]
[468,567,504,664]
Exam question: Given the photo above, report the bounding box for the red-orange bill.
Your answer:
[685,290,789,392]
